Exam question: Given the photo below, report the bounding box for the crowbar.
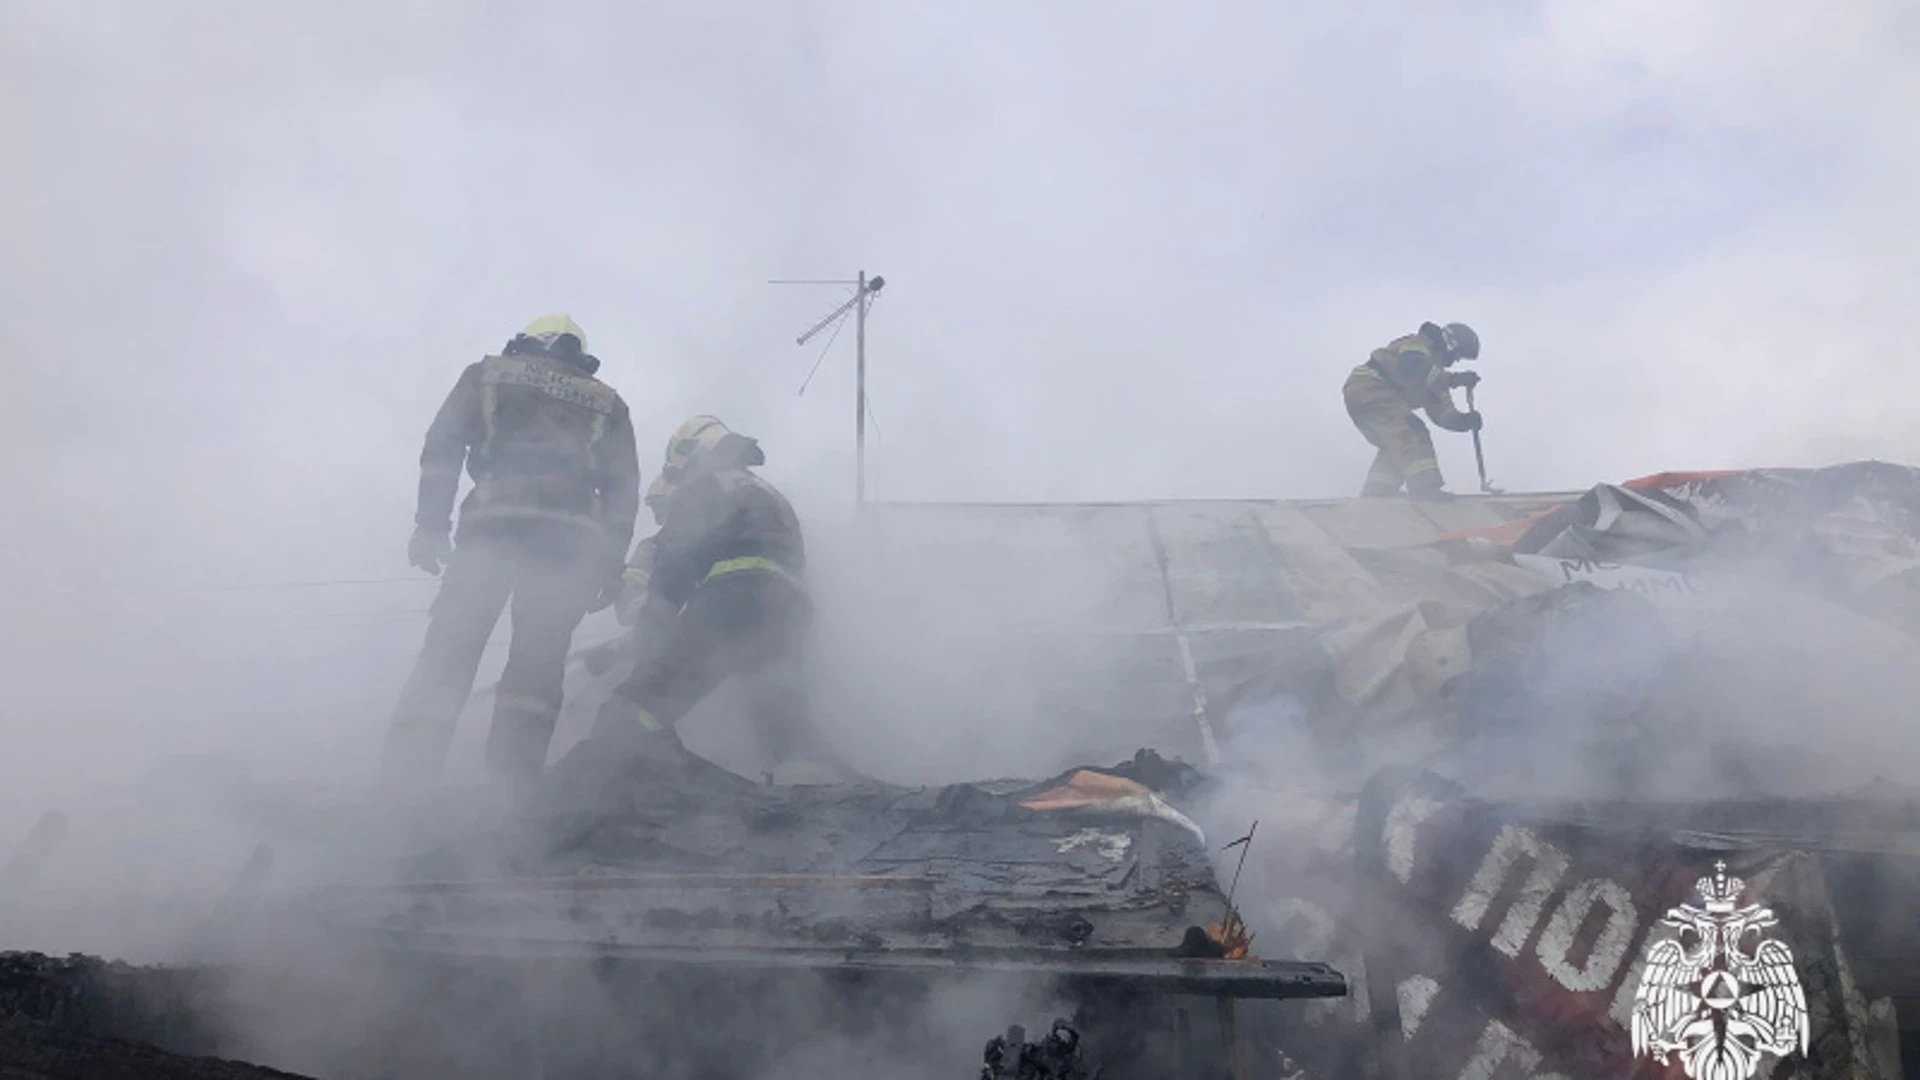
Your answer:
[1466,385,1502,494]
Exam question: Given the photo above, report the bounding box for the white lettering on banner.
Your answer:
[1451,826,1570,958]
[1384,793,1445,884]
[1536,879,1640,993]
[1457,1019,1542,1080]
[1373,794,1694,1069]
[1398,975,1440,1040]
[1612,947,1653,1028]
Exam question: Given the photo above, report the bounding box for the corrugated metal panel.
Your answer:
[859,495,1577,643]
[854,494,1579,765]
[1246,505,1392,623]
[1408,498,1513,533]
[1295,499,1446,548]
[1148,503,1305,629]
[1240,501,1339,548]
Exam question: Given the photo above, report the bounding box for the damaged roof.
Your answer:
[847,491,1575,763]
[306,747,1346,1002]
[846,463,1920,766]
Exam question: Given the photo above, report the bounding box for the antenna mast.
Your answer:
[778,270,887,505]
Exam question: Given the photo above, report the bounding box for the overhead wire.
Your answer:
[242,608,431,622]
[286,638,507,665]
[796,287,856,397]
[181,577,433,592]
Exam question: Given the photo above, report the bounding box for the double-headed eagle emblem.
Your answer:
[1631,861,1809,1080]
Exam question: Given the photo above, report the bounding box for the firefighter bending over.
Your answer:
[1342,321,1483,498]
[590,416,846,784]
[379,315,640,794]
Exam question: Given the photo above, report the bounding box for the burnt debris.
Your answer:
[0,951,311,1079]
[981,1019,1099,1080]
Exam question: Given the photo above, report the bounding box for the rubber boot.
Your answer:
[483,695,561,793]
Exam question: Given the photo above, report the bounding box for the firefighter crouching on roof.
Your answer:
[378,315,640,794]
[1342,321,1483,499]
[590,416,848,785]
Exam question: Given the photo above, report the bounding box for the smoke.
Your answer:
[195,949,1059,1080]
[6,0,1920,1075]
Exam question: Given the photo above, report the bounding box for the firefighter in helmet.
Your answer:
[379,315,640,794]
[590,416,846,783]
[1342,321,1483,498]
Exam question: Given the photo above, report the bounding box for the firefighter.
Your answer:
[378,315,641,794]
[1342,321,1483,498]
[588,416,845,784]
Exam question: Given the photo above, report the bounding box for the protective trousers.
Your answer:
[592,572,829,769]
[379,526,604,793]
[1343,367,1443,497]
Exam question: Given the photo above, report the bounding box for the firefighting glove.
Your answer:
[1461,410,1484,432]
[408,526,453,576]
[615,569,652,626]
[615,539,658,626]
[1448,370,1481,390]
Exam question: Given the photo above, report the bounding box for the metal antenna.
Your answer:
[775,271,886,505]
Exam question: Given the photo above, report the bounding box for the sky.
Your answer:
[2,0,1919,938]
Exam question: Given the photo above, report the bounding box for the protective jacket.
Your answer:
[642,458,807,611]
[415,350,641,558]
[590,435,827,776]
[1350,333,1475,433]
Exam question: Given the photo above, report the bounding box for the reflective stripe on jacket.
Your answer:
[703,555,806,593]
